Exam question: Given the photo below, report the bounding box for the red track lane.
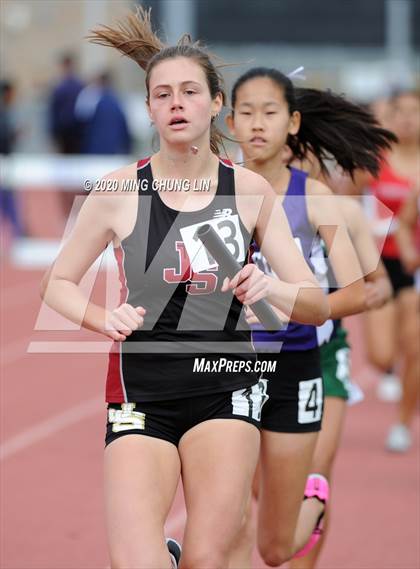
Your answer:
[1,263,419,568]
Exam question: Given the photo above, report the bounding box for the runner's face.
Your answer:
[228,77,300,164]
[148,57,222,148]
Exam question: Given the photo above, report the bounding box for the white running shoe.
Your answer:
[386,424,412,453]
[346,381,365,406]
[376,373,402,402]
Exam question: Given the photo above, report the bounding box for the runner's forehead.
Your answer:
[149,58,208,90]
[235,78,286,107]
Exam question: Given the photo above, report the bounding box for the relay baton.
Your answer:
[195,224,283,330]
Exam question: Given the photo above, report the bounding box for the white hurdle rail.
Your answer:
[0,154,130,190]
[1,154,132,268]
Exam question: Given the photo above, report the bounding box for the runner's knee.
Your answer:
[258,535,294,567]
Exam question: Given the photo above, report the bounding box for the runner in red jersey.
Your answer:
[365,91,420,451]
[369,157,415,286]
[386,185,420,452]
[340,92,420,411]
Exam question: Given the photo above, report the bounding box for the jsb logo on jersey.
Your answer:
[163,241,218,295]
[163,216,246,295]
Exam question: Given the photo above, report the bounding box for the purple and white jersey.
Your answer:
[252,167,327,351]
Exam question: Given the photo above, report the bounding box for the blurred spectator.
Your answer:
[0,80,25,242]
[75,72,132,155]
[48,53,84,154]
[48,53,85,222]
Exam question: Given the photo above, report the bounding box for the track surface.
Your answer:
[1,263,419,568]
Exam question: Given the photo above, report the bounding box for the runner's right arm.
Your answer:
[40,166,145,341]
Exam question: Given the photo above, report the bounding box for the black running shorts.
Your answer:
[257,348,324,433]
[105,379,269,447]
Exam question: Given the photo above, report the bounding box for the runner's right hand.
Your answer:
[103,304,146,341]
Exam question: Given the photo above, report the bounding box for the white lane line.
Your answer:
[0,396,103,461]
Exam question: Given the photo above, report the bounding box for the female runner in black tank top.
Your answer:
[106,155,265,403]
[40,9,328,568]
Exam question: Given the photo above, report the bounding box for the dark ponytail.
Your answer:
[231,67,397,177]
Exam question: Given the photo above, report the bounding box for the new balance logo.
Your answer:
[213,208,233,218]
